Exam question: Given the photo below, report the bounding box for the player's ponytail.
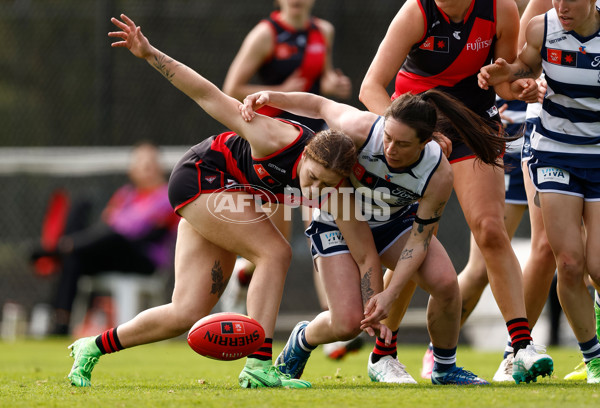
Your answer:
[385,90,507,166]
[420,90,506,166]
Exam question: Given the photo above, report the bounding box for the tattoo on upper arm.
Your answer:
[210,260,227,297]
[153,54,176,82]
[361,267,375,305]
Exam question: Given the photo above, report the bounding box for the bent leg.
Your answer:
[306,253,365,345]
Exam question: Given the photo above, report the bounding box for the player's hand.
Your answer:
[537,77,547,104]
[432,132,452,158]
[512,78,538,103]
[279,70,308,92]
[497,103,512,127]
[109,14,152,59]
[240,92,271,121]
[362,321,392,346]
[321,69,352,100]
[478,58,511,89]
[360,289,396,330]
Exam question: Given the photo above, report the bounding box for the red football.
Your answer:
[187,312,265,361]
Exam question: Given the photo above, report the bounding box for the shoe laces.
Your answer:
[449,366,474,377]
[383,358,409,376]
[526,343,547,354]
[80,356,99,373]
[273,364,293,380]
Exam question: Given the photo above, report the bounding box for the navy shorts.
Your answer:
[529,158,600,201]
[504,152,527,205]
[306,203,418,257]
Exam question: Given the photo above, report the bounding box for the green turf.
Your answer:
[1,338,598,408]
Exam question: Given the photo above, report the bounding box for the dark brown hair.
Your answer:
[304,129,357,178]
[384,89,506,166]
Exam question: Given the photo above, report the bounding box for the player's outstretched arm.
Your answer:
[108,14,298,157]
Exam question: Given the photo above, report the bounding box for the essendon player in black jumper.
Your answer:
[360,0,553,384]
[66,14,384,390]
[221,1,354,355]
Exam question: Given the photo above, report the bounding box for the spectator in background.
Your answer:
[31,141,179,335]
[221,0,359,360]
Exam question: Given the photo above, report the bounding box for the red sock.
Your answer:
[507,318,532,354]
[371,329,398,363]
[248,338,272,361]
[95,327,123,354]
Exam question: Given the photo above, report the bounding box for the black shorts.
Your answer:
[167,148,237,214]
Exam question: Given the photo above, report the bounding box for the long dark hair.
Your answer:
[384,89,507,166]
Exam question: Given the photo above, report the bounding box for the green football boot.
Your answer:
[239,358,311,389]
[68,337,102,387]
[587,358,600,384]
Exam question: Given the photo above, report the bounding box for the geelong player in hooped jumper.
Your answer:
[66,14,386,390]
[240,87,504,385]
[359,0,553,385]
[478,0,600,383]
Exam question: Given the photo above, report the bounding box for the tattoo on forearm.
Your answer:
[514,68,533,79]
[153,53,176,82]
[210,260,227,296]
[361,268,375,306]
[423,228,434,252]
[400,248,413,260]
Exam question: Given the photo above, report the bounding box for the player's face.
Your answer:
[278,0,316,17]
[298,155,342,200]
[382,117,429,170]
[553,0,598,33]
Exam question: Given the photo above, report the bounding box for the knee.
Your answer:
[330,310,363,340]
[255,241,292,272]
[471,217,508,250]
[432,275,460,305]
[556,253,585,286]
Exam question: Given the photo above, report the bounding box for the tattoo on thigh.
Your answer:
[210,260,227,297]
[401,248,413,260]
[361,268,375,305]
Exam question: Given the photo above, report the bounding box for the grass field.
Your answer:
[1,338,599,408]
